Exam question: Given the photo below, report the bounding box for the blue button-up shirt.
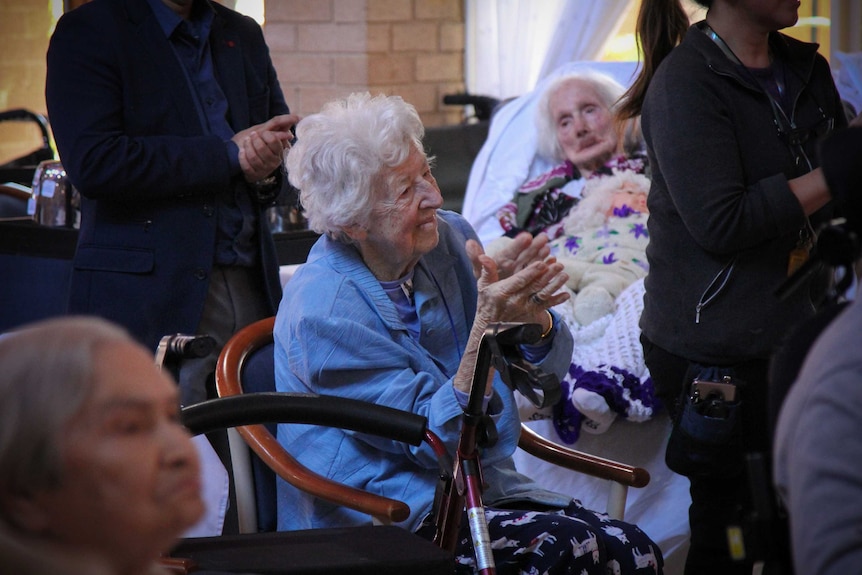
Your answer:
[147,0,258,267]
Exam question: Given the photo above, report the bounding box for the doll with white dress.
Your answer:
[495,166,656,438]
[552,168,651,327]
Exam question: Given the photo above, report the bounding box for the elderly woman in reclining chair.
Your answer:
[273,92,663,574]
[483,72,655,441]
[474,70,646,244]
[465,63,693,574]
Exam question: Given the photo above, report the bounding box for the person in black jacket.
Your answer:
[617,0,848,573]
[46,0,298,405]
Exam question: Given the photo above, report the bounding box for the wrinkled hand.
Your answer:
[470,248,569,328]
[233,114,300,182]
[467,232,551,281]
[455,241,569,396]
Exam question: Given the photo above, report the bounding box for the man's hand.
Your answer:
[233,114,299,183]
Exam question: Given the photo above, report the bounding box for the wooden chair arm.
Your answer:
[214,316,410,524]
[0,184,31,201]
[518,423,650,488]
[158,556,196,574]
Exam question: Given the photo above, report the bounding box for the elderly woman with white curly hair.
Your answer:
[496,70,647,241]
[273,91,663,574]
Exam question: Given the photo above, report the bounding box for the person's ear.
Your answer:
[0,490,53,534]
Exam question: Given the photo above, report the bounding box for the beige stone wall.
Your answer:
[0,0,466,165]
[0,0,55,165]
[265,0,465,127]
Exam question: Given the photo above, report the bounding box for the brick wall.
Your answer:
[265,0,465,127]
[0,0,55,165]
[0,0,466,166]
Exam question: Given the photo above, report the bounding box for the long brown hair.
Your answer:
[617,0,693,121]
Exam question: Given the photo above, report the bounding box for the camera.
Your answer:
[690,377,737,419]
[691,377,737,402]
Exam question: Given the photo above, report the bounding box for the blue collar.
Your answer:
[146,0,213,38]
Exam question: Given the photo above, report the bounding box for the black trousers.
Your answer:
[178,265,271,406]
[641,334,772,575]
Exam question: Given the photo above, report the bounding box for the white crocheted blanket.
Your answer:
[559,277,648,379]
[517,277,650,425]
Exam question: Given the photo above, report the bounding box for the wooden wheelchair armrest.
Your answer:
[517,423,650,488]
[215,316,410,524]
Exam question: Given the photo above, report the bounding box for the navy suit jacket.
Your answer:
[46,0,289,352]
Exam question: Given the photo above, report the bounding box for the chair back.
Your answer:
[0,184,29,219]
[234,335,279,531]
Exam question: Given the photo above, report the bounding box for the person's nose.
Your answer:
[574,114,589,137]
[418,177,443,209]
[161,421,201,470]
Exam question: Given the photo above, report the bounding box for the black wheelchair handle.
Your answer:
[441,93,500,121]
[0,108,51,143]
[165,334,217,359]
[181,392,428,446]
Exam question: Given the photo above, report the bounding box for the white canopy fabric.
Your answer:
[465,0,634,100]
[537,0,634,81]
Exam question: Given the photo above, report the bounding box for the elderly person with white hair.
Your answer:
[273,92,663,574]
[0,316,204,575]
[496,70,647,241]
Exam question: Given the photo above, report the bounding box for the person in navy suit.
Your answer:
[46,0,298,405]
